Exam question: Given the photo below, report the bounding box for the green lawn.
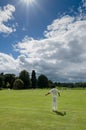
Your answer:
[0,89,86,130]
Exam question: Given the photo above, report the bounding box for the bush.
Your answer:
[13,79,24,89]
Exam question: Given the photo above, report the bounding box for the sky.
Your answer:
[0,0,86,82]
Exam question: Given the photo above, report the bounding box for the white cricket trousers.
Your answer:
[52,96,57,111]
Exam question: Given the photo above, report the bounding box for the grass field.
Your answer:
[0,89,86,130]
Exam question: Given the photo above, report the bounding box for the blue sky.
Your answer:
[0,0,86,82]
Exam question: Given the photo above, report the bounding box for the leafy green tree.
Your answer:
[31,70,37,89]
[48,80,53,88]
[4,74,15,89]
[6,82,11,89]
[37,74,49,88]
[13,79,24,89]
[19,70,31,89]
[0,75,3,89]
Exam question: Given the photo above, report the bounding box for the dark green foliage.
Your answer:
[0,74,4,89]
[48,80,53,88]
[19,70,31,89]
[6,82,11,88]
[0,70,86,89]
[13,79,24,89]
[31,70,37,89]
[37,74,49,88]
[4,74,15,89]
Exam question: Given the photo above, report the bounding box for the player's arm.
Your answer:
[45,92,50,96]
[58,91,60,96]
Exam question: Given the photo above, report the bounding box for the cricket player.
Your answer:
[45,86,60,111]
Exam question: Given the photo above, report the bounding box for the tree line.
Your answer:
[0,70,53,89]
[0,69,86,90]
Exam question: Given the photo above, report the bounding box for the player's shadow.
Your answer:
[53,110,66,116]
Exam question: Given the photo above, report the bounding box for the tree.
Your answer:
[37,74,49,88]
[4,74,16,89]
[31,70,37,89]
[0,75,3,89]
[6,82,11,89]
[13,79,24,89]
[19,70,31,89]
[0,73,5,89]
[48,80,53,88]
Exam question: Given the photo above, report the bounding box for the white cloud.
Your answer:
[82,0,86,7]
[78,0,86,19]
[44,15,75,39]
[0,4,16,34]
[0,53,19,74]
[13,13,86,82]
[0,0,86,82]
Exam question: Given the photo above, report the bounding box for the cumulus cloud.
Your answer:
[0,4,16,34]
[13,21,86,82]
[13,0,86,82]
[78,0,86,19]
[82,0,86,6]
[0,0,86,82]
[0,53,19,74]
